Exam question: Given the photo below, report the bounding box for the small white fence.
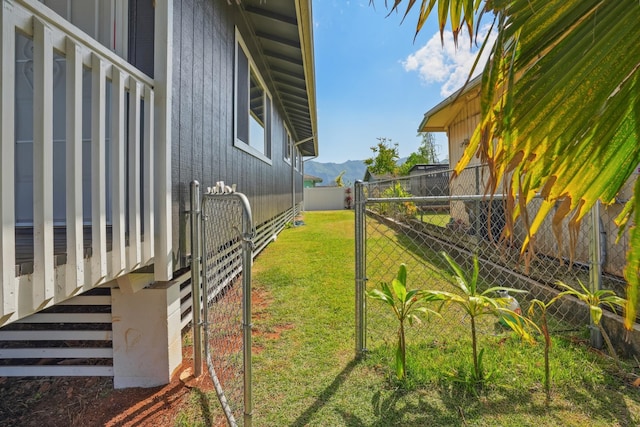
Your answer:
[304,187,352,211]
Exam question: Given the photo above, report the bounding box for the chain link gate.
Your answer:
[191,181,254,427]
[354,167,634,360]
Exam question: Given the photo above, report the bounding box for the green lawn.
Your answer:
[246,210,640,426]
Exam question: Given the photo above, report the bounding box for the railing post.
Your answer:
[354,181,367,356]
[90,53,107,285]
[190,181,203,377]
[0,0,17,317]
[65,37,84,294]
[589,200,603,348]
[32,18,55,307]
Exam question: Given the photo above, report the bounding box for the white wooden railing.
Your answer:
[0,0,171,325]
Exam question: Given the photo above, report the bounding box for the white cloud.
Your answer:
[403,25,496,97]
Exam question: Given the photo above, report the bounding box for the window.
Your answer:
[235,29,272,163]
[40,0,128,58]
[284,128,292,164]
[294,147,302,172]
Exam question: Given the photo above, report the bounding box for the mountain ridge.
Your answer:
[304,160,367,187]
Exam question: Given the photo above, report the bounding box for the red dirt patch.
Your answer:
[0,343,215,427]
[0,286,275,426]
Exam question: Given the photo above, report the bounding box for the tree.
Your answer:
[375,0,640,329]
[367,264,444,380]
[363,137,399,176]
[398,132,438,175]
[417,132,438,163]
[429,252,533,387]
[555,281,626,371]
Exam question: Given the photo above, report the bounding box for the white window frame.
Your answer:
[294,146,302,172]
[234,28,272,164]
[284,127,292,165]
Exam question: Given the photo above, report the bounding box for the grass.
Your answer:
[179,210,639,426]
[174,389,218,427]
[415,210,451,227]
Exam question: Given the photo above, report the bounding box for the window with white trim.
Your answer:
[284,129,292,164]
[235,29,272,162]
[294,147,302,172]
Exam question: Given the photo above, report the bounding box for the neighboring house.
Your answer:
[418,76,635,277]
[304,174,323,188]
[0,0,317,388]
[418,75,483,210]
[408,164,449,198]
[363,169,395,183]
[363,169,396,198]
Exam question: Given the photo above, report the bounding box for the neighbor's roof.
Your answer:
[408,163,449,174]
[240,0,318,157]
[418,75,481,133]
[363,169,395,182]
[303,174,323,183]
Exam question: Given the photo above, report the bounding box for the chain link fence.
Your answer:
[355,166,637,360]
[192,182,254,427]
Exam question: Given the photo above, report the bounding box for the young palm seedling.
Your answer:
[527,298,556,401]
[367,263,444,380]
[430,251,534,389]
[555,280,626,370]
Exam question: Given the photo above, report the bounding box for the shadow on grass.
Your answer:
[558,378,640,425]
[434,375,640,426]
[329,364,640,426]
[290,358,360,427]
[334,387,460,426]
[194,388,213,426]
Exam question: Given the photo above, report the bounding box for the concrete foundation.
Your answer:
[111,280,182,389]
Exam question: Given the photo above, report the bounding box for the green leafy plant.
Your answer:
[555,280,626,370]
[379,183,417,218]
[367,264,444,380]
[363,137,399,176]
[430,251,533,387]
[527,298,556,401]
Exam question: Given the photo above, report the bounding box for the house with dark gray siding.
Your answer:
[0,0,317,388]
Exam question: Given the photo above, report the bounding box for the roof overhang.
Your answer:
[418,75,482,133]
[240,0,318,157]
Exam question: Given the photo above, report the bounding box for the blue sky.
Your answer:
[312,1,492,164]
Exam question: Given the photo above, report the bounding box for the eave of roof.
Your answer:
[408,163,448,173]
[418,75,482,133]
[241,0,318,157]
[304,174,323,182]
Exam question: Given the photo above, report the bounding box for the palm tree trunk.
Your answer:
[471,315,480,381]
[597,323,621,371]
[542,315,551,401]
[398,321,406,379]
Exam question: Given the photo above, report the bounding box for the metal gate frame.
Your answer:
[190,181,253,427]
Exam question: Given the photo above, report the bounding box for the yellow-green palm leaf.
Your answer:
[381,0,640,329]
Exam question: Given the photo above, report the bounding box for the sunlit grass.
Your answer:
[415,210,451,227]
[244,211,639,426]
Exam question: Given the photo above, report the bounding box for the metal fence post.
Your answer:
[190,181,203,377]
[354,181,367,356]
[237,193,254,427]
[589,200,604,348]
[474,165,481,236]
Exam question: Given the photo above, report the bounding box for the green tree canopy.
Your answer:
[364,137,399,176]
[375,0,640,328]
[398,132,439,176]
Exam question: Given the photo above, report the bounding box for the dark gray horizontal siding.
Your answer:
[172,0,303,268]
